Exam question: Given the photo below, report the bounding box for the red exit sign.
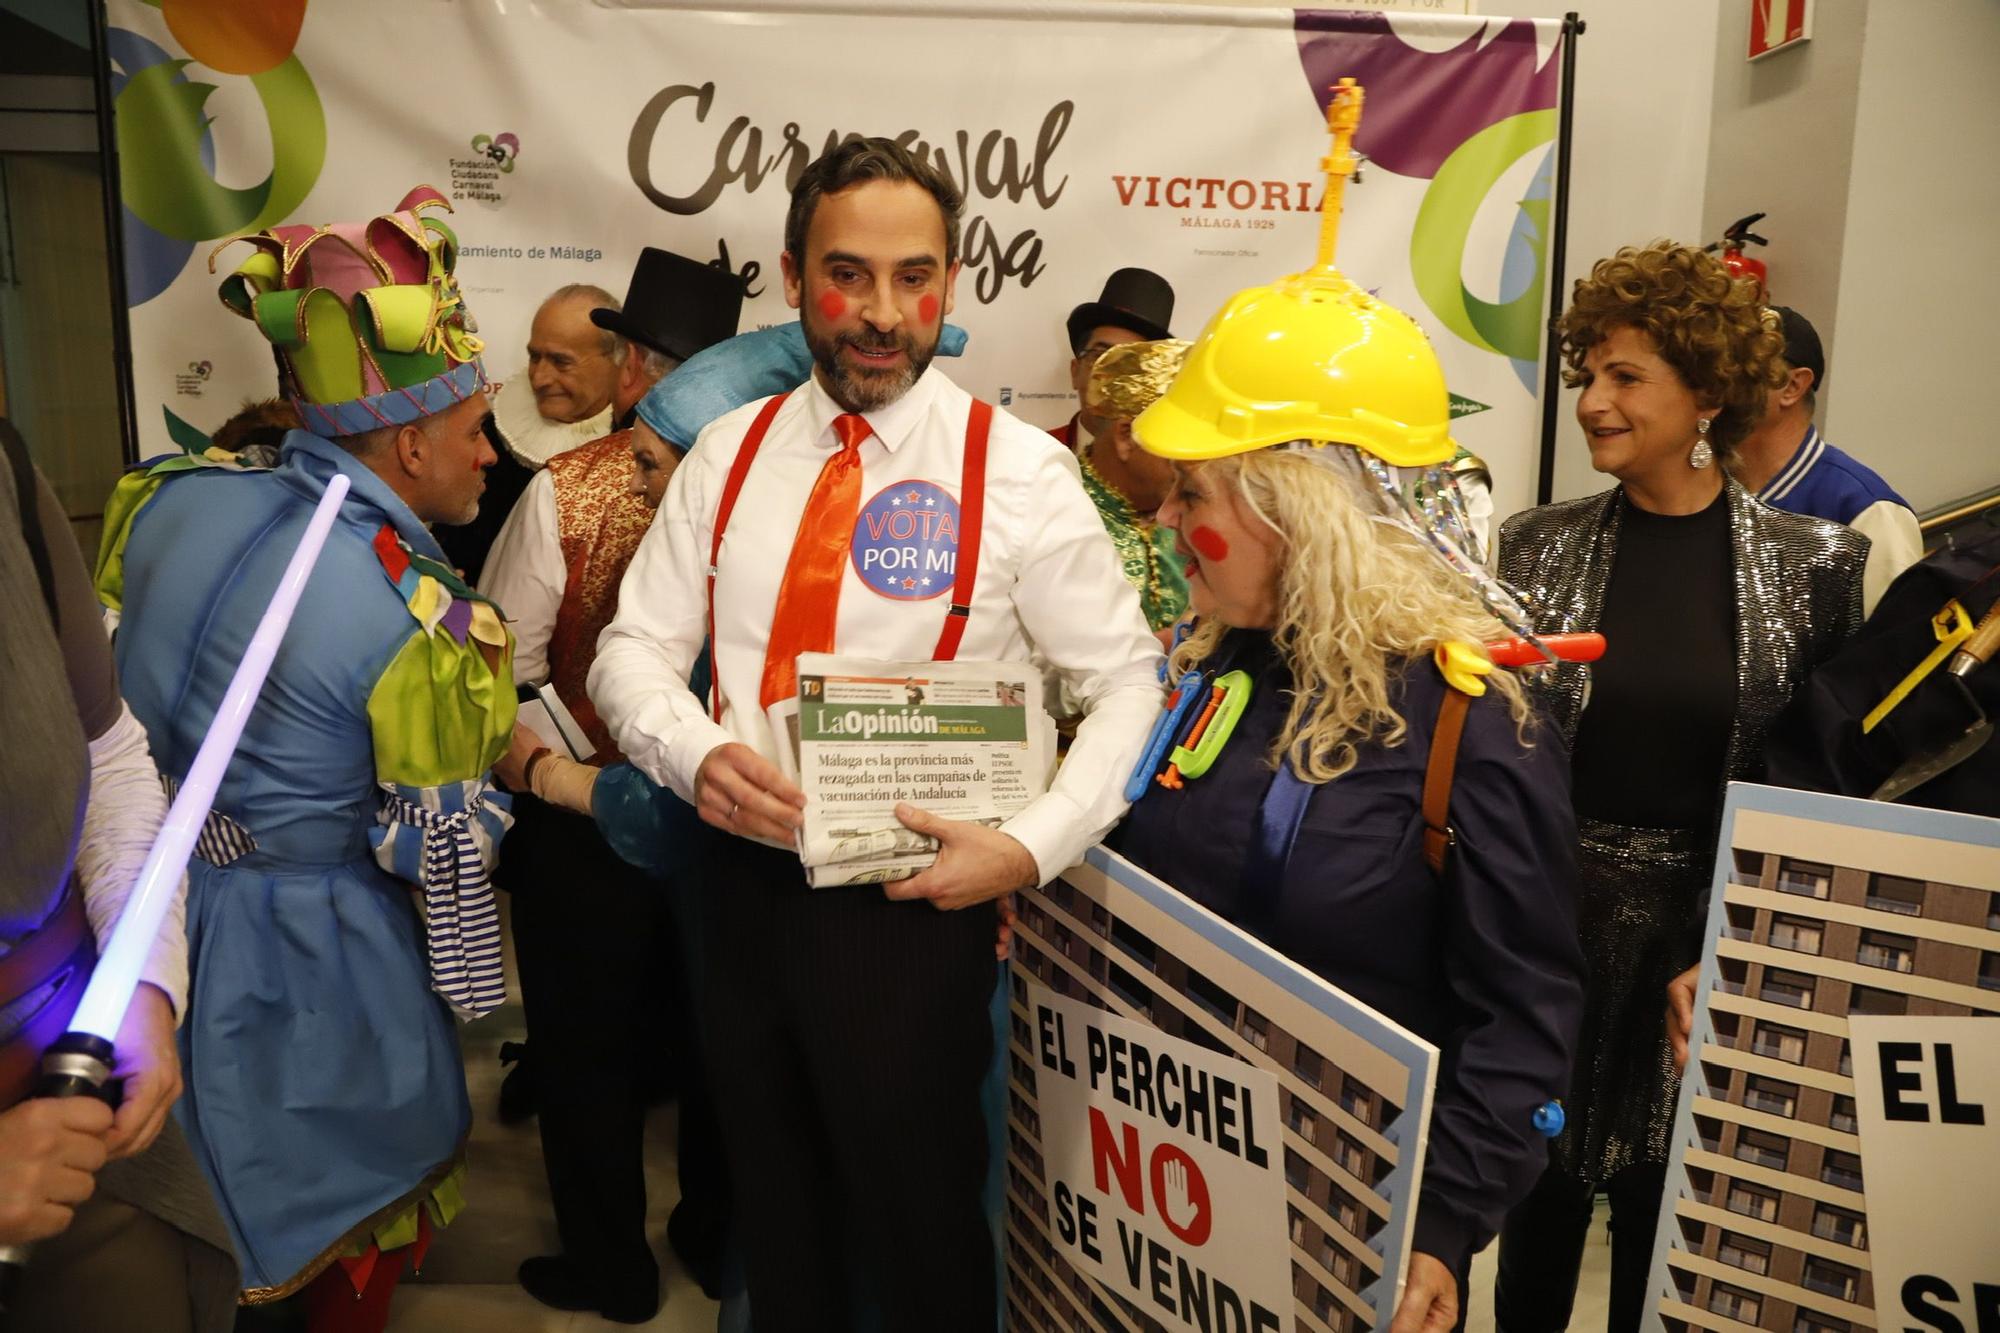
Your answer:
[1750,0,1814,60]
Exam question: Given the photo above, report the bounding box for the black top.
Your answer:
[1570,490,1736,829]
[1109,631,1585,1270]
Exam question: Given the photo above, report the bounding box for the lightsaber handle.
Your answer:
[0,1034,118,1306]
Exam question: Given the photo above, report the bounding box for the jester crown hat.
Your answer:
[211,185,487,439]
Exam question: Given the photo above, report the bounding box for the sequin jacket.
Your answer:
[1497,481,1867,818]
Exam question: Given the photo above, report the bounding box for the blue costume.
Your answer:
[97,187,514,1303]
[106,433,513,1296]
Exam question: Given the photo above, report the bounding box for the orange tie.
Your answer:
[759,412,870,709]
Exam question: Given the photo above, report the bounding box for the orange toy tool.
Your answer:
[1158,686,1224,791]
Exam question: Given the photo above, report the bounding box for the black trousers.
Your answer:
[506,794,715,1287]
[1491,1161,1667,1333]
[698,832,999,1333]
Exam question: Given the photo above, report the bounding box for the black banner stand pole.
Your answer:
[88,0,139,468]
[1536,12,1585,506]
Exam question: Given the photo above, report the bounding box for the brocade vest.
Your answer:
[546,430,652,762]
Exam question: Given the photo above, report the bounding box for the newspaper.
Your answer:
[769,653,1056,888]
[516,682,592,761]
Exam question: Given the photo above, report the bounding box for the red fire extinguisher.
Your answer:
[1705,212,1770,296]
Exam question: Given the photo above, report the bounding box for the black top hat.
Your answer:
[1066,268,1174,353]
[591,248,745,365]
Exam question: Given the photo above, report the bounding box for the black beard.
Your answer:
[803,319,937,413]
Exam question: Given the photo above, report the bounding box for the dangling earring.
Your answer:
[1689,417,1714,469]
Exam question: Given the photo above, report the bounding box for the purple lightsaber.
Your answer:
[0,473,351,1298]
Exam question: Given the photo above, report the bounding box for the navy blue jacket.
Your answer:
[1110,631,1585,1270]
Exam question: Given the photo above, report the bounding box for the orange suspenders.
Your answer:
[704,393,994,721]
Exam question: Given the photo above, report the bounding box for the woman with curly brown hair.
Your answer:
[1490,241,1865,1331]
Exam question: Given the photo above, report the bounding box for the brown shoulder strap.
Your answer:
[1423,686,1472,877]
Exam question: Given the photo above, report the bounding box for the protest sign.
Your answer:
[1005,846,1438,1332]
[1028,982,1290,1328]
[1644,785,2000,1332]
[1848,1016,2000,1333]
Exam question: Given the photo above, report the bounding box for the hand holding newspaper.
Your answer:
[769,653,1057,888]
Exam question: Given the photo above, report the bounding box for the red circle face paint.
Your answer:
[917,293,940,326]
[816,289,846,322]
[1188,525,1230,562]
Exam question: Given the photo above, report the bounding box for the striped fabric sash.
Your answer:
[377,788,509,1019]
[160,774,258,866]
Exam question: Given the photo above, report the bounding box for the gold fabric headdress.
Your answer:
[1083,339,1192,421]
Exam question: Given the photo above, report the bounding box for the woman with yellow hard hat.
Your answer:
[1104,240,1587,1329]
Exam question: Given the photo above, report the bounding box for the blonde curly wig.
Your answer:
[1558,240,1786,460]
[1168,448,1531,784]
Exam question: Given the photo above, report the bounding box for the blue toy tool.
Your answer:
[1124,669,1207,802]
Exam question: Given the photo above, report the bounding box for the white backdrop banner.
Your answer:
[105,1,1568,516]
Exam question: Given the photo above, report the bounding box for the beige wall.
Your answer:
[1483,0,1724,505]
[1702,0,1867,385]
[0,152,124,552]
[1820,0,2000,513]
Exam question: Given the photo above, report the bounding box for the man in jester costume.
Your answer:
[96,186,515,1331]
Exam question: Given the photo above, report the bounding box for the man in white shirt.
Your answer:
[439,284,626,582]
[590,138,1163,1331]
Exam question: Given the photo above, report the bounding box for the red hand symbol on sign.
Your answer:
[1152,1145,1212,1246]
[1090,1108,1213,1246]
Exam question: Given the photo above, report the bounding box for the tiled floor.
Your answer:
[1465,1216,1613,1332]
[384,920,719,1333]
[385,926,1613,1331]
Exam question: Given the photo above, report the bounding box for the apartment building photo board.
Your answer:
[1644,784,2000,1333]
[1002,845,1440,1333]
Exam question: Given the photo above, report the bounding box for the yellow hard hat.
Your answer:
[1133,269,1455,469]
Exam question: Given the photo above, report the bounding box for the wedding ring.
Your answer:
[729,801,740,822]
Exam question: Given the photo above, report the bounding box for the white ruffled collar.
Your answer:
[490,376,613,468]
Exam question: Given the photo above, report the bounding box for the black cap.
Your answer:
[1066,268,1175,353]
[1772,306,1826,394]
[591,248,745,365]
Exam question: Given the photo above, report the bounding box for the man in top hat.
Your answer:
[477,247,743,1322]
[442,263,723,583]
[1731,305,1923,614]
[98,187,516,1331]
[1049,266,1175,451]
[439,284,611,581]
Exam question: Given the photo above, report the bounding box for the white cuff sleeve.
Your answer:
[75,704,189,1023]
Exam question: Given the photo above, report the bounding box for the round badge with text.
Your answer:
[851,480,961,600]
